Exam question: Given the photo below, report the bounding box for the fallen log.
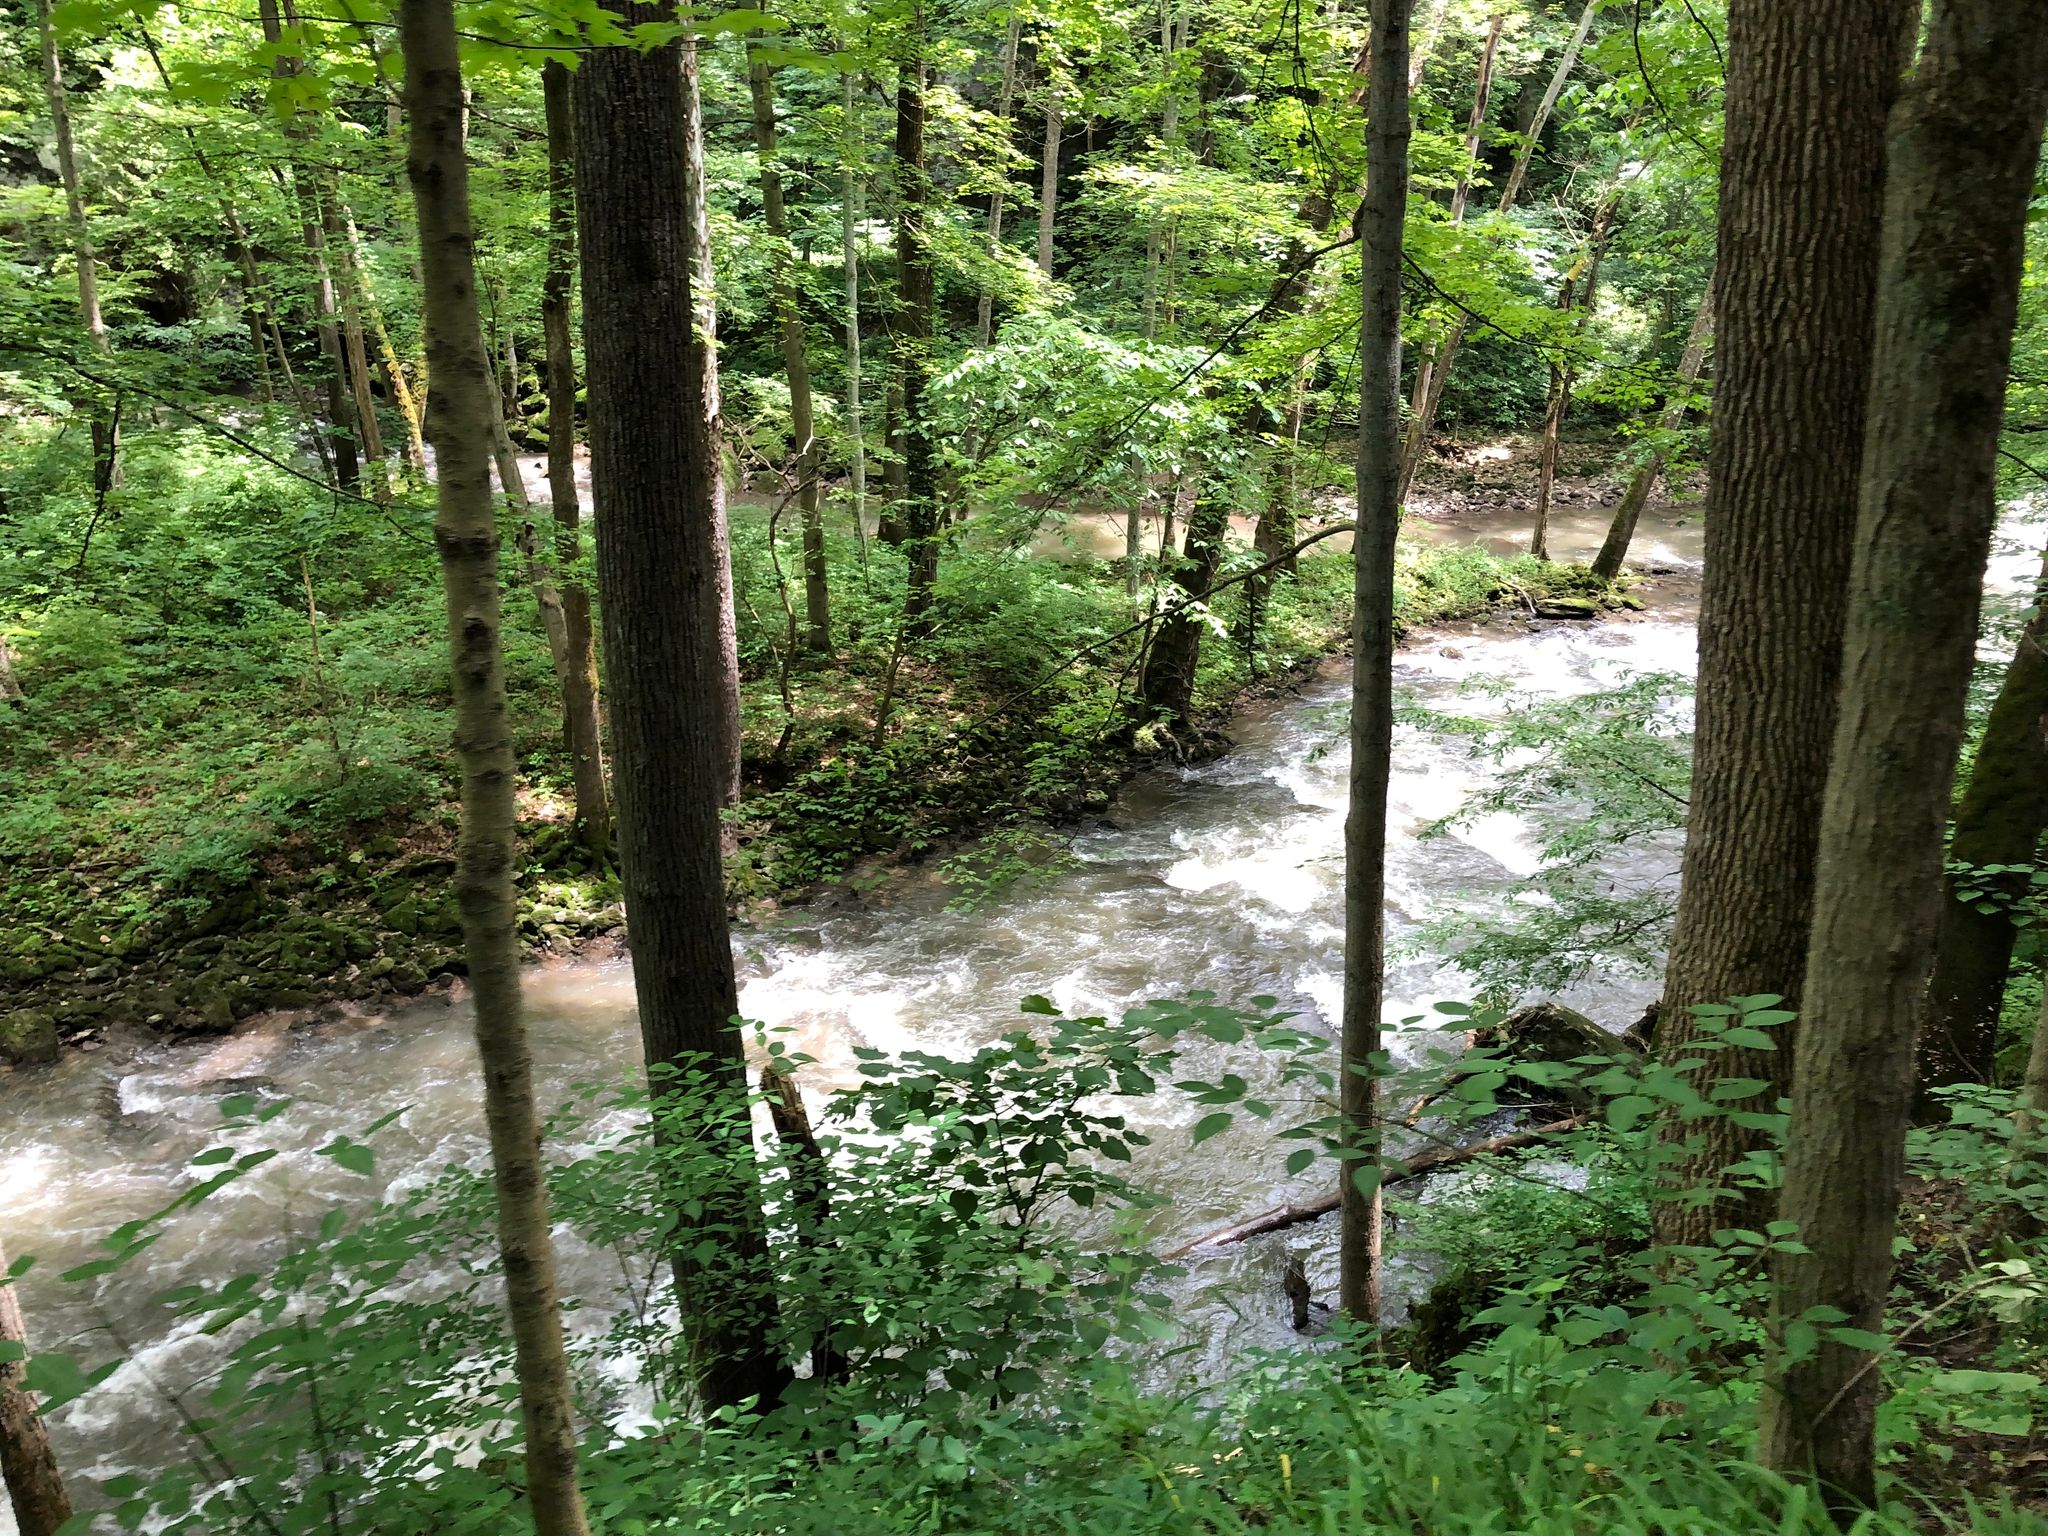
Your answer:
[1161,1115,1589,1260]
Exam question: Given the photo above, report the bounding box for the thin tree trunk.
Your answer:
[343,207,428,473]
[0,1240,71,1536]
[1592,278,1714,581]
[540,60,608,859]
[1760,5,2048,1509]
[1035,73,1061,276]
[1918,539,2048,1104]
[897,11,941,628]
[1399,0,1594,495]
[842,72,869,544]
[1651,0,1911,1250]
[976,14,1024,347]
[399,3,591,1529]
[36,0,117,490]
[325,189,387,492]
[744,13,830,654]
[573,2,785,1413]
[1137,483,1228,723]
[1341,0,1409,1328]
[1141,9,1185,341]
[264,0,362,495]
[682,36,745,813]
[1530,191,1621,561]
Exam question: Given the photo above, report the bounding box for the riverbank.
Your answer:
[0,440,1670,1066]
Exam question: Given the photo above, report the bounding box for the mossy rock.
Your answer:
[1533,596,1600,620]
[0,1009,59,1065]
[382,898,421,936]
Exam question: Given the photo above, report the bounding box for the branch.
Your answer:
[1161,1115,1590,1258]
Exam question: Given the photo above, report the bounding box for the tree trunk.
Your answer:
[399,4,592,1529]
[1137,484,1228,724]
[1650,0,1911,1250]
[342,206,429,473]
[842,72,869,542]
[539,61,609,860]
[325,188,387,492]
[1035,73,1061,277]
[1918,538,2048,1103]
[572,1,785,1413]
[976,15,1024,348]
[682,36,745,813]
[263,0,361,495]
[744,15,830,654]
[1760,4,2048,1508]
[0,1240,72,1536]
[1341,0,1409,1328]
[1530,192,1621,561]
[1398,0,1595,496]
[896,13,941,628]
[36,0,118,491]
[1592,278,1715,581]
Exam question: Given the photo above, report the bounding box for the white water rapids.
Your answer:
[0,573,1704,1515]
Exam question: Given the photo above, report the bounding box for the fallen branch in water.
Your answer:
[1161,1115,1589,1259]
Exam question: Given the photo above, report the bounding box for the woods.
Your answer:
[4,0,2048,1531]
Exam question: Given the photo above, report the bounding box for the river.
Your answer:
[0,509,1708,1513]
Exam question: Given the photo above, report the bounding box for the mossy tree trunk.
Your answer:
[1761,2,2048,1509]
[1650,0,1911,1250]
[399,2,591,1529]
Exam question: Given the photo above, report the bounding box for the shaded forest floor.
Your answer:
[0,428,1664,1064]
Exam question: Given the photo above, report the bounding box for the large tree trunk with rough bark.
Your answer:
[745,14,830,655]
[572,1,785,1414]
[1592,278,1715,581]
[539,61,608,860]
[0,1240,71,1536]
[896,11,941,628]
[1918,539,2048,1105]
[1650,0,1911,1251]
[399,4,591,1530]
[1341,0,1409,1327]
[1760,5,2048,1510]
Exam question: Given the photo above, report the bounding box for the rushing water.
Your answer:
[0,515,1707,1513]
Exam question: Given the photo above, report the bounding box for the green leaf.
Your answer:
[1191,1112,1232,1145]
[1285,1148,1316,1176]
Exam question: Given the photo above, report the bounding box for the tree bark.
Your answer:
[342,206,429,473]
[1760,4,2048,1509]
[0,1240,71,1536]
[842,72,869,542]
[1649,0,1911,1251]
[1592,277,1714,581]
[36,0,117,491]
[1918,539,2048,1103]
[896,11,941,628]
[399,3,591,1529]
[325,188,387,491]
[539,61,608,860]
[573,2,785,1413]
[1035,80,1061,278]
[744,15,830,655]
[1398,0,1595,496]
[681,36,745,814]
[263,0,362,495]
[1136,483,1228,724]
[975,13,1024,348]
[1341,0,1409,1328]
[1530,191,1621,561]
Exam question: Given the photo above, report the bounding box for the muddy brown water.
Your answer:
[2,508,1714,1513]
